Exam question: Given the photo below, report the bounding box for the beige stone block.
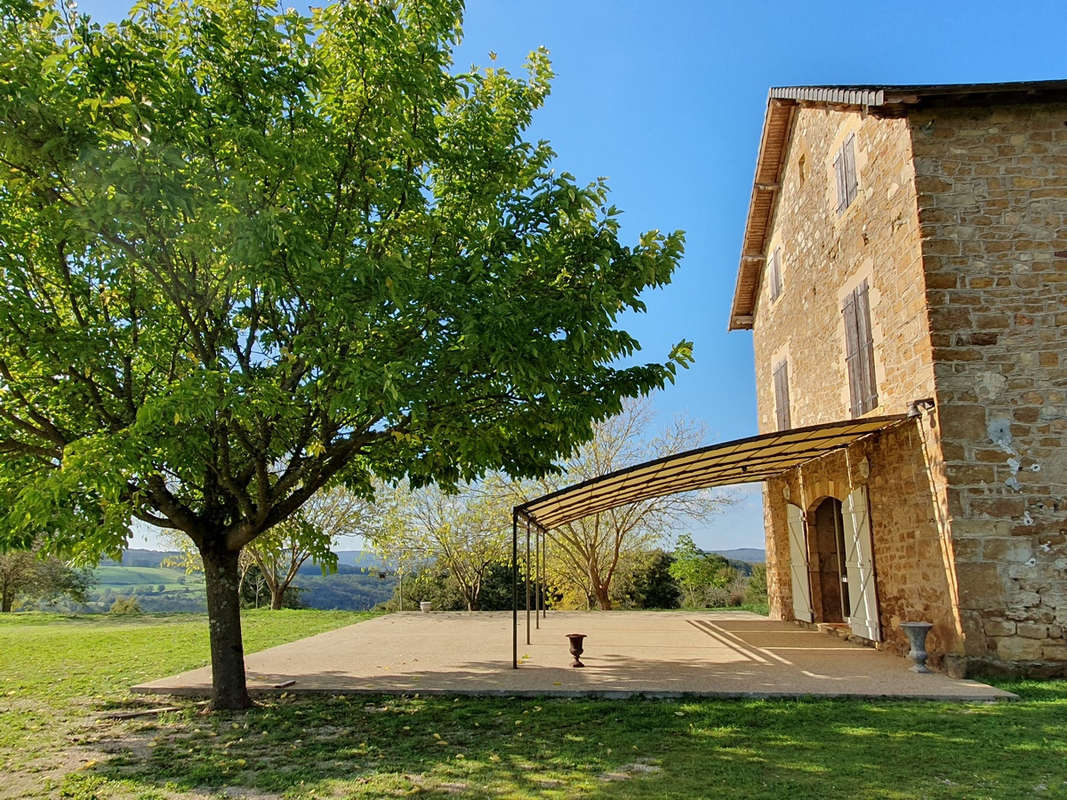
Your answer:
[995,636,1043,660]
[956,562,1005,610]
[968,496,1027,519]
[1040,642,1067,661]
[983,538,1033,562]
[1017,622,1048,639]
[984,619,1016,636]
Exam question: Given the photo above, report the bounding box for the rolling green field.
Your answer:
[1,611,1065,799]
[92,565,201,590]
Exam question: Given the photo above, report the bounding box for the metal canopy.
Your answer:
[515,414,907,531]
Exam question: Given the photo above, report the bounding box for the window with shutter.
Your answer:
[834,135,859,213]
[769,248,783,301]
[773,360,791,430]
[855,280,878,411]
[834,150,847,214]
[842,280,878,417]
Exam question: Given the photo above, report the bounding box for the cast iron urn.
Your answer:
[566,633,587,668]
[900,621,934,673]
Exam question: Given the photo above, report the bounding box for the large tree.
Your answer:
[0,0,689,707]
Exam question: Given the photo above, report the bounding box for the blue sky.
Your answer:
[76,0,1066,551]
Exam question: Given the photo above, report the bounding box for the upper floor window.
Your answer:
[768,247,783,302]
[773,359,791,431]
[842,280,878,417]
[834,134,858,214]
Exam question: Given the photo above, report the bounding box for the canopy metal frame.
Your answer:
[509,414,908,667]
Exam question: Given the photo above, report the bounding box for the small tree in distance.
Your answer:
[669,533,734,608]
[245,486,367,610]
[0,547,93,612]
[371,481,511,611]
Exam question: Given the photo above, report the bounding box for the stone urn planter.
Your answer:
[566,633,587,668]
[900,621,933,673]
[419,601,432,613]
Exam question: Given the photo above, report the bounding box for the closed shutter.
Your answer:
[773,360,791,430]
[834,150,847,214]
[842,291,862,417]
[855,280,878,412]
[787,503,813,623]
[843,135,858,207]
[842,486,881,641]
[842,281,878,417]
[769,248,782,301]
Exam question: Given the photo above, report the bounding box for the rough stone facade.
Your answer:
[910,102,1067,673]
[748,96,1067,676]
[751,107,933,430]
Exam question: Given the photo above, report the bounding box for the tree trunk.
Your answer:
[593,583,612,610]
[1,591,12,613]
[201,546,252,710]
[270,587,285,610]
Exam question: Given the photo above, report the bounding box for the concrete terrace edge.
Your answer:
[131,684,1018,703]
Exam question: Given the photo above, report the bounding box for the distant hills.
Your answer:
[711,548,765,564]
[105,546,764,570]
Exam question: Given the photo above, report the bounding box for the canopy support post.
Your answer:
[535,524,541,630]
[541,525,548,619]
[525,519,531,645]
[512,510,518,669]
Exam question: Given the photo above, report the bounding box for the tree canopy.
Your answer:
[0,546,93,612]
[0,0,689,706]
[371,479,511,611]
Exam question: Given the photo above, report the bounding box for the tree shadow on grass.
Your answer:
[76,682,1067,799]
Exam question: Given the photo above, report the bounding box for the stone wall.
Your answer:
[752,105,958,664]
[751,106,935,432]
[764,420,964,667]
[910,101,1067,675]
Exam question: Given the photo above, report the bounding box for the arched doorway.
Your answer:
[810,497,849,623]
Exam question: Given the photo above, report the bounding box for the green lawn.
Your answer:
[1,612,1064,799]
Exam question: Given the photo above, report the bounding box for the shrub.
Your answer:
[109,596,142,615]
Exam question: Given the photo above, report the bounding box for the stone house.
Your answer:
[728,81,1067,676]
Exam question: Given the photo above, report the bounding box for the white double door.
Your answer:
[785,486,881,641]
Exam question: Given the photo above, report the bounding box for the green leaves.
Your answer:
[0,0,687,567]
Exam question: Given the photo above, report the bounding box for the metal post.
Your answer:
[535,524,541,630]
[541,525,548,619]
[512,511,518,669]
[525,518,531,645]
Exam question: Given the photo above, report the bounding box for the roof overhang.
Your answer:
[515,414,908,530]
[727,95,796,331]
[727,79,1067,332]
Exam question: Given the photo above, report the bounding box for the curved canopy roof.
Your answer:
[515,414,907,530]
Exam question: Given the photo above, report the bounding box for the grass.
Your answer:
[1,611,1065,799]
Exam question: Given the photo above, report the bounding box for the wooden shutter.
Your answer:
[842,291,862,417]
[843,281,878,417]
[843,135,858,207]
[842,487,881,641]
[834,150,847,214]
[855,280,878,412]
[787,503,813,623]
[769,248,782,301]
[773,360,791,430]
